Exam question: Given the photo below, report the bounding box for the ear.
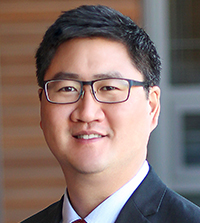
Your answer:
[148,86,161,132]
[38,88,43,101]
[38,88,43,129]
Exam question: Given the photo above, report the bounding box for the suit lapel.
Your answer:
[115,167,167,223]
[115,198,151,223]
[49,196,64,223]
[40,196,64,223]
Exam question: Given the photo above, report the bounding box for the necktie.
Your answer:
[72,220,86,223]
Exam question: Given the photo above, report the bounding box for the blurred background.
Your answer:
[0,0,200,222]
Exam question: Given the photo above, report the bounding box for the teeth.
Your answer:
[77,134,102,139]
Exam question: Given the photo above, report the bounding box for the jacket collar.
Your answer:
[45,195,64,223]
[115,166,167,222]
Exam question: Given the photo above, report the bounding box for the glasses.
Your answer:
[43,78,148,104]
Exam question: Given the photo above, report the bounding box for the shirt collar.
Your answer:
[62,160,149,223]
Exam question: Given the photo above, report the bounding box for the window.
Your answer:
[184,114,200,165]
[170,0,200,84]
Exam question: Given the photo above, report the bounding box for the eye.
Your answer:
[58,86,77,92]
[100,86,118,91]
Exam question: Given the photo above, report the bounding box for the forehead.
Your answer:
[44,37,143,81]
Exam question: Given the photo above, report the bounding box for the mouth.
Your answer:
[74,134,104,140]
[72,129,109,140]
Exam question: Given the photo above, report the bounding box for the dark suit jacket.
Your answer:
[21,167,200,223]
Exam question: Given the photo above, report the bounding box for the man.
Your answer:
[21,5,200,223]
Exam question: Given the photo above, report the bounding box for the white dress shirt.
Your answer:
[62,160,149,223]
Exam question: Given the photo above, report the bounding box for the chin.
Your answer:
[71,159,108,175]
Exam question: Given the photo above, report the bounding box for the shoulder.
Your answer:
[20,196,64,223]
[118,166,200,222]
[144,167,200,222]
[161,188,200,222]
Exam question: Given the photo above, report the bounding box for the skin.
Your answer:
[39,37,160,218]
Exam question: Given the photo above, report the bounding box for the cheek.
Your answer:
[104,105,132,144]
[40,103,74,159]
[40,101,72,138]
[107,101,150,143]
[40,104,59,149]
[40,102,55,131]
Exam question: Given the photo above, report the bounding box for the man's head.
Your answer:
[38,5,161,182]
[36,5,161,89]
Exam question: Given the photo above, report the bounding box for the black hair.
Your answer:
[36,5,161,89]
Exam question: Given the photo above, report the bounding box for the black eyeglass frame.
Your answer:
[43,77,150,104]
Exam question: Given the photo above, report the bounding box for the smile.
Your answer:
[76,134,103,140]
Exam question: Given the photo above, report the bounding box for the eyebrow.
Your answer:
[93,72,123,79]
[50,71,123,81]
[51,72,79,80]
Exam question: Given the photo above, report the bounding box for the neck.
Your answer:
[63,159,145,218]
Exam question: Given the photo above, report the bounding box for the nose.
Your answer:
[70,86,105,123]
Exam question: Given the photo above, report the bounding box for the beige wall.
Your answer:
[0,1,142,222]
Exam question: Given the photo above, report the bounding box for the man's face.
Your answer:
[40,37,160,178]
